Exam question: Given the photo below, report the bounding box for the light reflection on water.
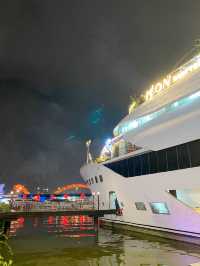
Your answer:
[3,216,200,265]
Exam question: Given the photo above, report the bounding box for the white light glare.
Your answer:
[105,138,112,146]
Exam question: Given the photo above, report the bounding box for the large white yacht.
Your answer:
[81,47,200,244]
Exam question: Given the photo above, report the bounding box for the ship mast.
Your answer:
[86,140,92,164]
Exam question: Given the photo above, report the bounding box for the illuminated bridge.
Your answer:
[54,183,91,194]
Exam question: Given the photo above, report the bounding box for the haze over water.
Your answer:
[1,216,199,266]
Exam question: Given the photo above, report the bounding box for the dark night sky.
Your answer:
[0,0,200,191]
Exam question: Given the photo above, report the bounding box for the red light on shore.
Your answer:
[48,216,54,225]
[33,194,40,201]
[17,217,25,225]
[50,194,56,200]
[63,194,68,199]
[80,192,85,200]
[60,216,68,226]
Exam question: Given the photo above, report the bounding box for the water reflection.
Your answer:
[9,215,95,238]
[4,216,200,266]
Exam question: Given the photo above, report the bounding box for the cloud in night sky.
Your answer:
[0,0,200,191]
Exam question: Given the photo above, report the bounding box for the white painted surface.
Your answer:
[81,163,200,237]
[114,67,200,151]
[124,100,200,151]
[117,67,200,125]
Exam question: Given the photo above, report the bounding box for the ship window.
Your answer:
[135,202,146,211]
[120,161,125,176]
[95,176,98,183]
[189,139,200,167]
[149,151,158,174]
[114,161,120,175]
[157,149,167,172]
[132,157,137,176]
[150,202,170,214]
[134,156,141,176]
[167,147,178,171]
[99,175,103,182]
[140,153,150,175]
[177,144,190,169]
[117,160,123,176]
[113,162,119,173]
[112,163,117,172]
[104,138,200,177]
[122,159,129,177]
[107,162,113,171]
[91,178,94,184]
[105,163,109,170]
[112,162,117,172]
[119,159,127,177]
[127,157,135,177]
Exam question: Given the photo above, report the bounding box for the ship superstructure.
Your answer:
[81,48,200,244]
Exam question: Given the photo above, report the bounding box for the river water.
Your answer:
[1,216,200,265]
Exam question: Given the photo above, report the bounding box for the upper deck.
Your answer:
[114,53,200,137]
[96,52,200,164]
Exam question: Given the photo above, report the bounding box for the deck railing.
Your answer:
[9,200,94,212]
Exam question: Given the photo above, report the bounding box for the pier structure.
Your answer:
[0,199,116,234]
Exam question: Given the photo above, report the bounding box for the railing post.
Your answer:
[97,192,100,211]
[92,192,95,209]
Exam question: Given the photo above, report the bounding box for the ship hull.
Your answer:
[81,162,200,244]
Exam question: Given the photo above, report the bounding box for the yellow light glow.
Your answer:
[143,54,200,102]
[144,75,172,101]
[128,99,137,114]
